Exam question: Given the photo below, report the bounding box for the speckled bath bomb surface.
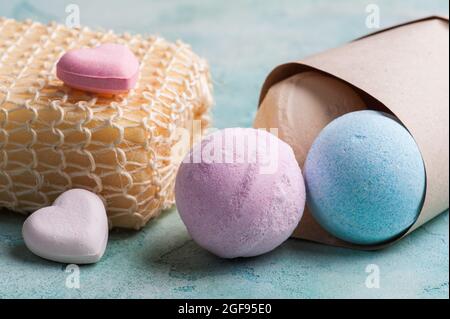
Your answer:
[175,128,306,258]
[304,111,426,245]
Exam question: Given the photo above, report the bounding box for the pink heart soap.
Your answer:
[56,43,140,94]
[22,189,109,264]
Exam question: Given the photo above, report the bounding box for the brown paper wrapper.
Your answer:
[257,16,449,250]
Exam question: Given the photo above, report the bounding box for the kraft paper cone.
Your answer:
[256,16,449,250]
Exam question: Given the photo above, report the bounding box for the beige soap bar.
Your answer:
[0,18,213,229]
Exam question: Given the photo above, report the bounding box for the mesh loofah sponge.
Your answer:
[0,18,213,229]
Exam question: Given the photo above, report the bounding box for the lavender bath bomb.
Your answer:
[304,111,426,245]
[175,128,306,258]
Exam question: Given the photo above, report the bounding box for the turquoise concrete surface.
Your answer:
[0,0,448,299]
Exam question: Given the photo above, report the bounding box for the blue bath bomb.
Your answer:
[304,110,426,245]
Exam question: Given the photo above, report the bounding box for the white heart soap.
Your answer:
[22,189,108,264]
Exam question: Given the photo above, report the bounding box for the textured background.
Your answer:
[0,0,448,298]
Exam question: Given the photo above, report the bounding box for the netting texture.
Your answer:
[0,18,213,229]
